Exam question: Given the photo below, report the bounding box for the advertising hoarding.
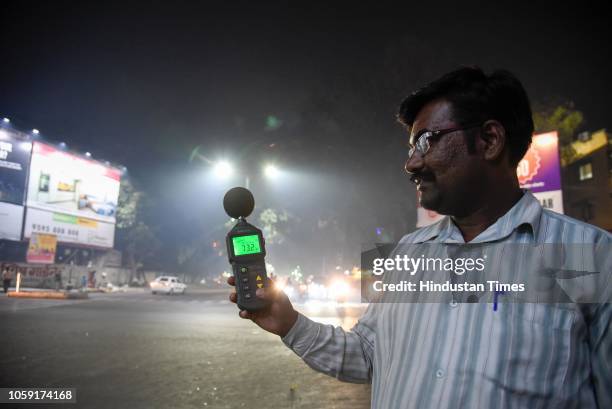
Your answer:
[516,131,564,213]
[0,128,32,240]
[24,141,120,248]
[24,204,116,248]
[27,141,121,223]
[416,132,564,227]
[26,232,58,264]
[0,202,24,241]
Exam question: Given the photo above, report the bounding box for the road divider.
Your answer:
[8,290,89,300]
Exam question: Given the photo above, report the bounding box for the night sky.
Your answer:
[1,2,611,271]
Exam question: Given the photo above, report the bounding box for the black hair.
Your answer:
[397,66,534,166]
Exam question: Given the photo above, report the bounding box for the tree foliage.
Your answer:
[532,103,584,146]
[116,179,141,230]
[532,102,584,166]
[116,178,160,282]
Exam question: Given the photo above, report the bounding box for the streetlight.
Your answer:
[211,161,283,188]
[213,160,234,179]
[2,118,9,124]
[264,164,279,179]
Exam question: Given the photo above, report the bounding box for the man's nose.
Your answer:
[404,151,424,175]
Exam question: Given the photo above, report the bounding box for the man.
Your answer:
[2,266,11,293]
[54,270,62,291]
[228,67,611,408]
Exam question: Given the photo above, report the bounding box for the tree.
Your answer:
[115,178,160,284]
[116,178,141,230]
[532,102,584,165]
[123,222,161,283]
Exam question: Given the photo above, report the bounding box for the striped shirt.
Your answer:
[282,191,611,408]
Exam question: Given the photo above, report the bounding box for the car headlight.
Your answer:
[328,279,350,298]
[283,285,295,298]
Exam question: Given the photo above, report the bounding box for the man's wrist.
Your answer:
[281,312,320,357]
[278,309,298,338]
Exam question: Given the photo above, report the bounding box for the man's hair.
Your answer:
[397,66,534,166]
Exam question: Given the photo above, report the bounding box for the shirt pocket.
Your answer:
[481,303,576,398]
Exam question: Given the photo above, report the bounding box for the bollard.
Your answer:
[16,272,21,293]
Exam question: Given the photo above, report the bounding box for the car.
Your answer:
[150,276,187,295]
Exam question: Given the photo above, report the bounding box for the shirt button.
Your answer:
[435,369,445,378]
[449,300,458,308]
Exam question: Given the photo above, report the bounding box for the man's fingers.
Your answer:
[227,276,236,286]
[229,291,237,303]
[239,309,253,319]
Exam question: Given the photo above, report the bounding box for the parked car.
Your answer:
[150,276,187,295]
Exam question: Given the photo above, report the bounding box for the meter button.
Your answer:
[243,285,250,291]
[240,267,248,273]
[241,277,249,283]
[244,293,252,299]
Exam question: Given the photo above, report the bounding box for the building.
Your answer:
[561,129,612,231]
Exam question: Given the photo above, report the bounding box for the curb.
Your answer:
[7,291,89,300]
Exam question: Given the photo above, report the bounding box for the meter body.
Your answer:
[226,219,270,311]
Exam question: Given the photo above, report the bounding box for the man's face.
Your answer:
[405,99,483,216]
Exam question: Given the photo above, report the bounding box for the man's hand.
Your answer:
[227,276,298,338]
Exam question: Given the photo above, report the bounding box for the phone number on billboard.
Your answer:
[31,224,79,237]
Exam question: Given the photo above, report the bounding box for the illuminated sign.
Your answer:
[517,132,563,213]
[0,129,32,240]
[0,129,32,206]
[24,141,121,248]
[517,132,562,193]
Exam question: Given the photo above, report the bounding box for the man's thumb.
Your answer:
[255,287,278,301]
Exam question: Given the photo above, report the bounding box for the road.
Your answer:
[0,289,371,409]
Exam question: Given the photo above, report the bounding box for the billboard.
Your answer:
[0,129,32,240]
[516,131,564,213]
[416,132,564,227]
[24,141,121,248]
[0,202,25,241]
[26,232,58,264]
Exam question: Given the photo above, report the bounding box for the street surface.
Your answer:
[0,289,370,409]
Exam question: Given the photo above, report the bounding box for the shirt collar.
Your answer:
[415,190,543,243]
[412,217,451,243]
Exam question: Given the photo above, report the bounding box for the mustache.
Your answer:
[409,173,434,185]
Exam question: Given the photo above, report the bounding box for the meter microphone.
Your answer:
[223,187,270,312]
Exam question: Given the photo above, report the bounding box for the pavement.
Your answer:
[0,289,371,409]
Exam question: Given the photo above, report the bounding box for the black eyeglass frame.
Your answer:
[407,123,482,160]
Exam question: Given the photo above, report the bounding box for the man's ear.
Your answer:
[478,120,506,162]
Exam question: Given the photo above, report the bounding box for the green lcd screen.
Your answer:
[232,234,262,256]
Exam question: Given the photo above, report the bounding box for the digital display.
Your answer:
[232,234,262,256]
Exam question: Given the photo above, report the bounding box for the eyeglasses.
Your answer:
[408,124,481,160]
